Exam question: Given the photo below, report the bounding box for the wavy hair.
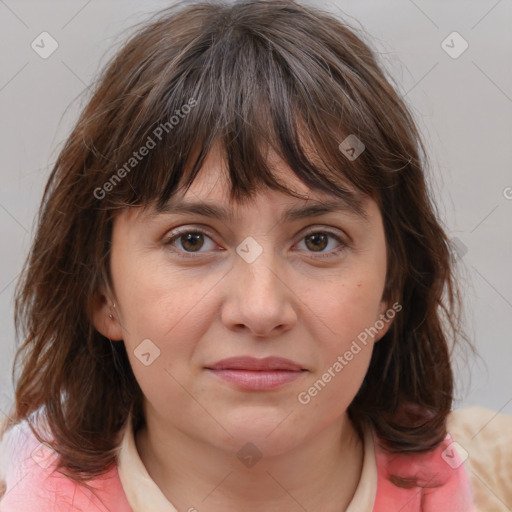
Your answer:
[3,0,467,485]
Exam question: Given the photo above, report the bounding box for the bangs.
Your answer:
[89,1,398,214]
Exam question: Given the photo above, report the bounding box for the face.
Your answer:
[93,145,391,456]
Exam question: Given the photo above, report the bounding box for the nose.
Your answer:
[220,243,297,338]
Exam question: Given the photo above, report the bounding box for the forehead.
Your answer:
[181,148,313,203]
[153,144,368,218]
[117,140,374,228]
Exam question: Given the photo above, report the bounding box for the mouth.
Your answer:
[205,356,307,391]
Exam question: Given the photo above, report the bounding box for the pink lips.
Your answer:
[205,356,306,391]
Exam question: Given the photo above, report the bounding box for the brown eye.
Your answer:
[180,232,205,252]
[296,230,348,259]
[304,232,329,252]
[165,230,217,256]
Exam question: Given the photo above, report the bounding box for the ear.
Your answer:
[91,286,124,341]
[373,299,394,342]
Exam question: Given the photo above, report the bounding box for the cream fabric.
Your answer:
[447,406,512,512]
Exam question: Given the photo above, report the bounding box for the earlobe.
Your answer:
[374,300,393,342]
[91,290,124,341]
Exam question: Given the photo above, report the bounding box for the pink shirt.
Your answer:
[0,415,476,511]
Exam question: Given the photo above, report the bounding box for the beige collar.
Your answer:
[117,416,377,511]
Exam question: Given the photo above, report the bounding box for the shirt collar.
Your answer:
[117,414,377,511]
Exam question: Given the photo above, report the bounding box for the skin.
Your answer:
[92,145,392,512]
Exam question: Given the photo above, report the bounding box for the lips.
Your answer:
[206,356,304,371]
[205,356,307,391]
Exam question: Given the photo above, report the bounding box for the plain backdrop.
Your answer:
[0,0,511,418]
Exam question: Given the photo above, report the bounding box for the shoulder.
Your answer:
[447,406,512,512]
[0,419,132,512]
[371,422,476,511]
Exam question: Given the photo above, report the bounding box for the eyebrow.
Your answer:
[153,193,368,223]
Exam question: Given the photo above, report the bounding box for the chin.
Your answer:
[215,410,306,453]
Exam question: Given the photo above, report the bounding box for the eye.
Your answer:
[164,229,218,257]
[295,229,348,258]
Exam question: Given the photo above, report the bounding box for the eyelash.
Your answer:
[163,227,349,260]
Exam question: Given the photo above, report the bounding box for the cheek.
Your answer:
[111,254,216,388]
[112,253,191,338]
[313,273,386,349]
[295,280,382,422]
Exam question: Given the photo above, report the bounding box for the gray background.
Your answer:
[1,0,511,417]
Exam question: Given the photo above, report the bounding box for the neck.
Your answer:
[135,412,364,512]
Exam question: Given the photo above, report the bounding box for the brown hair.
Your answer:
[4,0,467,485]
